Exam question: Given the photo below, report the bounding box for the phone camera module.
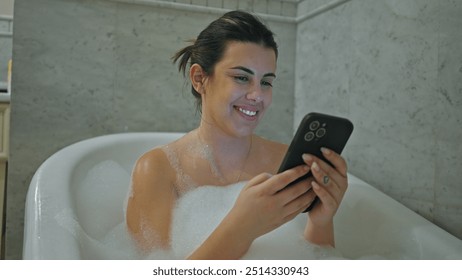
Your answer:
[309,121,320,130]
[316,128,326,138]
[304,131,315,142]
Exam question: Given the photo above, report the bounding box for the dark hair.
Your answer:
[172,10,278,111]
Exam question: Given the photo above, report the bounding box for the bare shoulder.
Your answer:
[130,133,191,195]
[132,147,174,186]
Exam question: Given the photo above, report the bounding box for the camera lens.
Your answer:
[309,121,320,130]
[316,128,326,138]
[304,131,315,142]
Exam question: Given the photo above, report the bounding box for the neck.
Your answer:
[195,124,253,183]
[196,123,252,157]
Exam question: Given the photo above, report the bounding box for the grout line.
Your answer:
[295,0,352,23]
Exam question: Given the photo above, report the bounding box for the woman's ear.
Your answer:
[190,64,206,94]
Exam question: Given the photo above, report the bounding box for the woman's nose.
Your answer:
[246,86,264,102]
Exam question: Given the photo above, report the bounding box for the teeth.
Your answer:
[238,107,257,116]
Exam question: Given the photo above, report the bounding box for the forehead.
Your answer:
[217,41,277,73]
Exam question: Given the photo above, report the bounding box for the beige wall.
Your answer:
[0,0,14,16]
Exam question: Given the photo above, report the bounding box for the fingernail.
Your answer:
[312,161,320,172]
[303,165,310,172]
[312,181,320,190]
[321,147,331,155]
[302,154,313,162]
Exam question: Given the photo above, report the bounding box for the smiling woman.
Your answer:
[125,10,350,260]
[191,42,276,136]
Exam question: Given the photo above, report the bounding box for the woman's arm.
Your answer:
[302,148,349,247]
[126,148,177,252]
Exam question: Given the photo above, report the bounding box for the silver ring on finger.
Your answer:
[323,175,330,185]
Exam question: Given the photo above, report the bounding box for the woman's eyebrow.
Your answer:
[230,66,276,78]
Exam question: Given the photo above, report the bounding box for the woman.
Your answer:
[126,10,348,259]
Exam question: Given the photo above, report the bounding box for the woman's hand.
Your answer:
[302,147,349,246]
[189,148,348,259]
[188,164,316,259]
[225,165,317,244]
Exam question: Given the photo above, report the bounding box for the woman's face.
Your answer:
[200,41,277,137]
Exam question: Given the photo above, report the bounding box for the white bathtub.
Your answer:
[23,133,462,259]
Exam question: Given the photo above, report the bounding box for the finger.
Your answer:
[303,153,347,193]
[311,180,339,212]
[320,147,348,177]
[278,178,314,206]
[310,161,343,199]
[283,185,317,215]
[245,172,273,189]
[265,164,310,194]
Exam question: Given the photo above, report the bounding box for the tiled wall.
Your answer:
[120,0,299,17]
[295,0,462,239]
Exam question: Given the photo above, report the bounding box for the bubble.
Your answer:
[76,160,130,239]
[162,145,198,194]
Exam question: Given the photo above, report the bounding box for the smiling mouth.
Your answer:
[236,106,258,117]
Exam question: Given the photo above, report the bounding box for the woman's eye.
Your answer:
[261,80,273,87]
[234,76,249,83]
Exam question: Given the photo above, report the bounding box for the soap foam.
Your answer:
[76,160,131,240]
[162,145,198,194]
[55,159,350,259]
[171,182,344,260]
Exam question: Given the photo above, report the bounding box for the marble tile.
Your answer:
[295,0,462,240]
[296,0,335,18]
[347,0,460,236]
[343,126,436,208]
[433,142,461,243]
[349,38,439,155]
[253,0,268,14]
[111,4,205,132]
[267,0,283,16]
[281,1,297,17]
[349,1,440,150]
[435,25,462,142]
[238,0,253,12]
[207,0,223,9]
[434,4,462,232]
[223,0,238,10]
[294,1,353,125]
[435,140,462,208]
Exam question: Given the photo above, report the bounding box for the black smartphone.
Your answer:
[278,112,354,212]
